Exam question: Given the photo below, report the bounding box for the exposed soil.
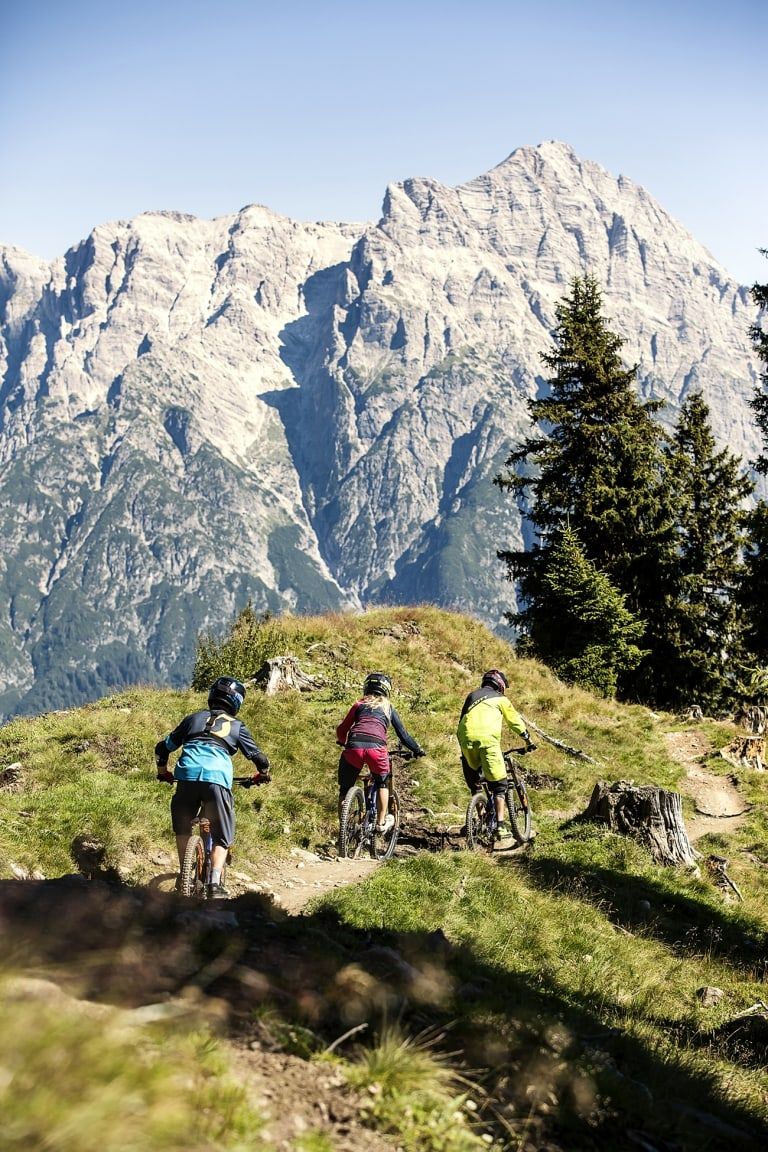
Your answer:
[230,849,380,915]
[664,730,749,841]
[1,891,404,1152]
[222,1040,400,1151]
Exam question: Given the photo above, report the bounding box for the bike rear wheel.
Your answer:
[506,772,532,845]
[371,788,400,861]
[466,791,493,851]
[180,833,206,897]
[339,786,366,859]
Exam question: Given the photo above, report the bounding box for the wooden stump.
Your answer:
[250,655,324,696]
[734,704,767,735]
[731,705,767,769]
[582,780,699,868]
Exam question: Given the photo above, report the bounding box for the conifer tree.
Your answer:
[497,276,677,700]
[514,525,645,697]
[739,253,768,665]
[748,251,768,474]
[662,392,752,710]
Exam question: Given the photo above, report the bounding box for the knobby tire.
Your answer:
[372,788,400,861]
[466,791,493,852]
[506,772,532,845]
[180,833,206,897]
[340,786,365,859]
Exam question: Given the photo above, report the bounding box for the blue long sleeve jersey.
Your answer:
[156,709,267,789]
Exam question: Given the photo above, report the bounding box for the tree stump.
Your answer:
[250,655,324,696]
[734,704,767,734]
[582,780,699,868]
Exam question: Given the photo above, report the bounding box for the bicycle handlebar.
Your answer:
[504,745,537,756]
[391,744,425,761]
[156,772,272,787]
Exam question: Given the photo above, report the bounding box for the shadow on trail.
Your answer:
[514,851,768,980]
[1,875,766,1152]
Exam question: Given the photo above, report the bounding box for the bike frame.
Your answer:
[362,774,381,832]
[177,774,269,898]
[194,816,215,886]
[465,746,533,851]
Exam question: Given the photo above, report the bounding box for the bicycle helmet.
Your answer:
[208,676,246,715]
[362,671,392,698]
[481,669,508,693]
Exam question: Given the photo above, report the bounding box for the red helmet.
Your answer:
[481,669,508,693]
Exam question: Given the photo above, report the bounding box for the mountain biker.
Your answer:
[155,675,271,898]
[457,669,535,845]
[336,671,425,840]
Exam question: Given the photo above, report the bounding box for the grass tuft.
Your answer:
[345,1023,487,1151]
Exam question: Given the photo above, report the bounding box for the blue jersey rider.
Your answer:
[155,675,270,898]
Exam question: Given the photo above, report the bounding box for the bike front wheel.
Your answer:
[506,773,532,845]
[339,786,366,859]
[466,792,493,852]
[371,789,400,861]
[180,833,206,897]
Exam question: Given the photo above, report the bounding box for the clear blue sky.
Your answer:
[1,0,766,284]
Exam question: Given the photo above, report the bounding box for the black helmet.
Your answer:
[481,669,508,693]
[363,671,392,698]
[208,676,246,715]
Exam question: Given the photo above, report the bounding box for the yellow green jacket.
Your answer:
[457,687,528,747]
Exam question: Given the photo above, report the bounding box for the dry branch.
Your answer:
[523,716,599,764]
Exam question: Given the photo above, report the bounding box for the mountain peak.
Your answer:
[0,144,758,716]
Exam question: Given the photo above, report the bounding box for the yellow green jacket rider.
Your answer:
[457,678,529,784]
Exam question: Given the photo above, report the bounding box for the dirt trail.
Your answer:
[229,848,380,915]
[664,730,749,841]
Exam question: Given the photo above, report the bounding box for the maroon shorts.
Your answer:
[338,746,390,794]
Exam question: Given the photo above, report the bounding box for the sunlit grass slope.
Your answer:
[1,604,767,1149]
[0,602,733,878]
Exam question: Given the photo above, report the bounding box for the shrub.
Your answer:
[192,602,289,688]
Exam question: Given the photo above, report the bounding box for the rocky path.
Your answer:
[229,848,380,915]
[664,730,749,841]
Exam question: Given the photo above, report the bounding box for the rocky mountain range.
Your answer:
[0,140,760,716]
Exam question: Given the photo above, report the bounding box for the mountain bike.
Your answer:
[465,747,534,852]
[178,774,271,898]
[339,746,417,861]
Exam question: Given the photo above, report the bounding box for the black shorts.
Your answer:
[171,780,235,849]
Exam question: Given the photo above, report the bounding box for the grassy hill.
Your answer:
[1,605,767,1151]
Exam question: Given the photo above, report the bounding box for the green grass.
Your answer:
[322,850,768,1146]
[0,983,268,1152]
[1,605,767,1149]
[342,1024,485,1151]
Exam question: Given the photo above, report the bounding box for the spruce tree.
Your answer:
[497,276,677,700]
[515,525,645,697]
[748,251,768,475]
[739,253,768,666]
[662,392,752,710]
[740,502,768,664]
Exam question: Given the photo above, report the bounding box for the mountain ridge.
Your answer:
[0,141,759,716]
